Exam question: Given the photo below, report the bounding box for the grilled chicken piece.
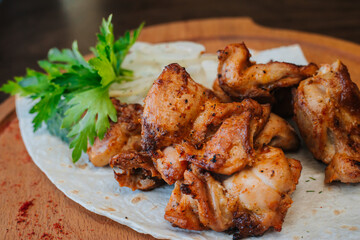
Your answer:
[180,99,271,175]
[87,99,143,167]
[110,151,164,191]
[165,164,233,232]
[189,99,270,145]
[255,113,299,151]
[226,147,301,239]
[165,147,301,238]
[217,43,318,116]
[151,146,188,185]
[142,63,217,152]
[293,60,360,183]
[142,63,217,184]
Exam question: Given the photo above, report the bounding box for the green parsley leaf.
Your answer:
[18,69,52,97]
[38,60,63,77]
[0,76,30,96]
[88,56,116,86]
[30,86,64,131]
[62,86,117,161]
[53,65,101,93]
[114,22,144,76]
[94,14,144,78]
[48,41,90,69]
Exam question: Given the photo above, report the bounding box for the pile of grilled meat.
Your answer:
[87,43,360,239]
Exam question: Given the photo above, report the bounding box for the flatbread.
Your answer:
[16,43,360,240]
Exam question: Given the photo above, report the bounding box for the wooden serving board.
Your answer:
[1,18,360,240]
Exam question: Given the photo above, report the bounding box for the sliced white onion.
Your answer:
[111,41,218,104]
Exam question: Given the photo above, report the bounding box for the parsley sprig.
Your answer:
[1,15,144,162]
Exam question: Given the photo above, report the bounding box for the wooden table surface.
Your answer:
[1,0,360,103]
[1,18,360,240]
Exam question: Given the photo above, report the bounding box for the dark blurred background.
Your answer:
[1,0,360,103]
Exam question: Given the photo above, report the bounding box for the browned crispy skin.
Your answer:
[180,99,271,175]
[152,146,188,185]
[110,151,164,191]
[255,113,300,151]
[293,60,360,183]
[189,99,270,145]
[212,77,232,102]
[217,43,318,102]
[165,147,302,237]
[142,63,217,152]
[216,43,318,116]
[165,165,233,232]
[226,147,301,238]
[87,99,143,167]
